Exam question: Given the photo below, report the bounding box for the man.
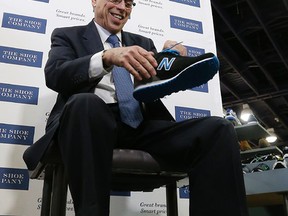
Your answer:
[24,0,249,215]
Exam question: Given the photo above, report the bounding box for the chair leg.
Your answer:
[41,165,53,216]
[283,192,288,216]
[166,182,178,216]
[50,164,68,216]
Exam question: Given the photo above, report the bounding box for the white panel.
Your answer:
[0,0,219,215]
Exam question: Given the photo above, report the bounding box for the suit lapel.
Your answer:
[122,31,136,47]
[82,21,104,54]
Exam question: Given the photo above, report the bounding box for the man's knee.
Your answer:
[61,93,116,128]
[209,116,239,147]
[206,116,235,131]
[197,116,237,147]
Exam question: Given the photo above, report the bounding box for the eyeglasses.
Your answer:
[108,0,136,9]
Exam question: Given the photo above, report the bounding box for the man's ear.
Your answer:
[92,0,97,7]
[92,0,97,12]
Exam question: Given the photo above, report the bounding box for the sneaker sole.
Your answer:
[133,55,219,102]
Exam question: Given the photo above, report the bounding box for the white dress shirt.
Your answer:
[88,21,122,103]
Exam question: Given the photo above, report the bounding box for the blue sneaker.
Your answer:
[225,108,242,126]
[133,50,220,102]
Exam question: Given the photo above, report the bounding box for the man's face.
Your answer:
[92,0,132,34]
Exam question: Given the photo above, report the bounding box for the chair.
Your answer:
[24,141,188,216]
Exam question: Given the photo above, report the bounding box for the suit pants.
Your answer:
[56,93,249,216]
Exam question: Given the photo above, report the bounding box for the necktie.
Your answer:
[106,34,143,128]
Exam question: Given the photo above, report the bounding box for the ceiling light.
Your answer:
[266,128,277,143]
[240,104,253,122]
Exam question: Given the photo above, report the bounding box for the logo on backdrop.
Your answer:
[185,45,209,93]
[37,197,74,211]
[139,201,167,214]
[110,191,131,197]
[138,24,164,37]
[0,167,29,190]
[33,0,49,3]
[169,0,200,7]
[137,0,163,9]
[191,84,208,93]
[170,15,203,34]
[2,13,47,34]
[186,45,205,57]
[0,46,43,68]
[175,106,211,122]
[179,186,189,199]
[55,9,86,23]
[0,123,35,146]
[0,83,39,105]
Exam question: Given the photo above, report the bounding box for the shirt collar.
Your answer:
[93,20,122,44]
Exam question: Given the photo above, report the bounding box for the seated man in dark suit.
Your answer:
[25,0,249,215]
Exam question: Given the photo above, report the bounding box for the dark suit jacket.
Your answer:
[23,20,173,170]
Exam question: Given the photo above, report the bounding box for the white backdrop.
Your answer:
[0,0,222,215]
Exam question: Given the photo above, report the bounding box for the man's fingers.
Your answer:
[134,49,157,76]
[123,63,143,80]
[123,58,152,80]
[141,50,158,68]
[108,46,158,80]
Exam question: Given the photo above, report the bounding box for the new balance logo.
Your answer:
[157,57,176,71]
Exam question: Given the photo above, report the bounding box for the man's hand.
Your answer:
[102,46,158,81]
[163,40,187,56]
